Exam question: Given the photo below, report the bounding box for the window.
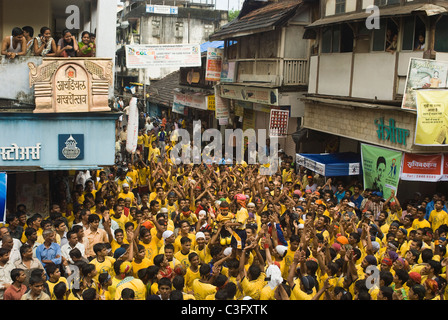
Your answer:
[152,19,160,38]
[335,0,346,14]
[401,16,426,51]
[372,18,399,52]
[435,15,448,52]
[321,24,353,53]
[175,22,184,38]
[374,0,399,6]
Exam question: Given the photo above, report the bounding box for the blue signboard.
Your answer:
[0,173,6,223]
[58,134,84,160]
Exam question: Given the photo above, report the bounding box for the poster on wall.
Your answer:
[220,61,236,83]
[361,144,403,200]
[269,109,289,138]
[214,86,229,120]
[0,173,6,223]
[402,58,448,111]
[205,48,223,82]
[414,89,448,146]
[400,153,443,182]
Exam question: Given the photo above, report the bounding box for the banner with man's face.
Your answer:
[361,144,403,200]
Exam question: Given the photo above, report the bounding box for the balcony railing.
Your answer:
[232,57,309,87]
[283,58,308,86]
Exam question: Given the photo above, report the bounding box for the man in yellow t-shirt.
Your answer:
[114,261,147,300]
[429,200,448,232]
[412,207,431,231]
[191,264,216,300]
[148,141,161,163]
[90,243,116,282]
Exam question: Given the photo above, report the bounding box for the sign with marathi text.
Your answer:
[400,153,443,182]
[402,58,448,111]
[54,65,89,112]
[29,58,113,113]
[374,117,410,146]
[415,89,448,146]
[126,44,201,69]
[214,86,229,120]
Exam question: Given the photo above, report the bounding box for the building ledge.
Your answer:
[302,94,412,112]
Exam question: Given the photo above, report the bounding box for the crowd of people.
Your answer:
[1,26,96,59]
[1,106,448,301]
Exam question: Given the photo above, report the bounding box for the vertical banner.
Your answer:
[126,97,139,154]
[402,58,448,111]
[214,86,229,120]
[269,109,289,138]
[0,173,6,224]
[415,89,448,146]
[205,48,223,82]
[400,153,443,181]
[361,144,403,200]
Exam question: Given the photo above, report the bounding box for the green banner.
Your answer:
[361,144,402,200]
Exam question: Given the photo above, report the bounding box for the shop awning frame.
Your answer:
[296,152,362,177]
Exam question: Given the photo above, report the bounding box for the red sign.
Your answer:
[401,153,443,181]
[442,154,448,181]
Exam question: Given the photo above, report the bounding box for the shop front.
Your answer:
[301,97,448,201]
[0,112,119,218]
[217,83,304,158]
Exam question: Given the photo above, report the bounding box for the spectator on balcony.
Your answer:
[1,27,27,59]
[386,34,398,54]
[57,29,79,58]
[90,33,96,44]
[34,27,57,57]
[77,31,96,57]
[414,34,425,51]
[21,26,35,56]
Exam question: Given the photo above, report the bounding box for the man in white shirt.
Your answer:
[0,248,14,299]
[0,235,20,265]
[61,230,86,264]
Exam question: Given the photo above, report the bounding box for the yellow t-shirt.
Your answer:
[429,210,448,232]
[126,169,138,188]
[111,214,129,231]
[139,239,159,263]
[240,273,266,300]
[132,258,153,278]
[184,267,201,292]
[174,250,197,270]
[90,256,116,281]
[137,167,150,187]
[114,277,147,300]
[174,233,197,253]
[191,279,216,300]
[412,218,431,231]
[47,277,68,300]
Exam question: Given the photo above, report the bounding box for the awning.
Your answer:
[296,152,361,177]
[305,3,448,29]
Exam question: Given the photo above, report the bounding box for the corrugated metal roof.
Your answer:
[306,3,448,28]
[147,70,180,107]
[210,0,304,40]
